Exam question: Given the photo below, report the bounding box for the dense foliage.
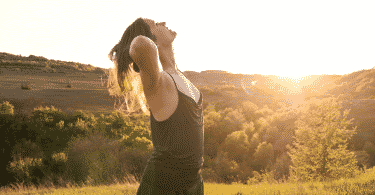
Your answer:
[0,101,152,188]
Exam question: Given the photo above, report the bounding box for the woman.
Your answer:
[109,18,204,194]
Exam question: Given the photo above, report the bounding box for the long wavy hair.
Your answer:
[108,17,156,115]
[109,17,156,92]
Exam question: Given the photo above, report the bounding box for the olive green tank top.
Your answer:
[149,71,204,169]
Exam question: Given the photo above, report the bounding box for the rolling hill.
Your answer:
[1,52,375,121]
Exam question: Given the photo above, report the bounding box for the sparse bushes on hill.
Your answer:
[1,52,107,76]
[28,54,48,62]
[21,84,31,90]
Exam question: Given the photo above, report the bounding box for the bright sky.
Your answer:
[1,0,375,78]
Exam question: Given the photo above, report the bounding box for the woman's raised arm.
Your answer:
[129,35,162,94]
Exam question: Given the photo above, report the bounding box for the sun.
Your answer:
[282,75,311,87]
[268,74,313,95]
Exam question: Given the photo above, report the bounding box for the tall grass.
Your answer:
[1,167,375,194]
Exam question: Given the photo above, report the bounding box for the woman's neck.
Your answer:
[157,44,177,74]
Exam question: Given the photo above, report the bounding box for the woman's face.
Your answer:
[144,19,177,46]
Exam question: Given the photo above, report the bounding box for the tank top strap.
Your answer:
[165,71,179,91]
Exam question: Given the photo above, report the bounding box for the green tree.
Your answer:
[362,141,375,167]
[204,110,222,159]
[203,103,216,116]
[240,101,258,122]
[213,151,241,184]
[218,131,250,164]
[248,132,261,155]
[255,105,274,120]
[220,108,246,134]
[252,142,274,172]
[288,98,358,182]
[242,122,256,142]
[274,152,291,181]
[254,117,270,138]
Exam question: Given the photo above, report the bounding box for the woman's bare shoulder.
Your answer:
[130,35,156,52]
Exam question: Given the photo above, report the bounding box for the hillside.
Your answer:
[1,52,375,119]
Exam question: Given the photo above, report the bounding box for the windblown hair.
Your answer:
[108,17,156,115]
[109,17,156,92]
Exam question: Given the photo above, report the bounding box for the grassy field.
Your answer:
[0,72,117,116]
[1,167,375,195]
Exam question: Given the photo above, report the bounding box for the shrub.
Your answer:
[273,152,291,181]
[354,150,371,171]
[247,171,262,185]
[10,139,44,161]
[213,151,241,184]
[201,167,221,184]
[117,147,152,182]
[29,106,68,130]
[48,152,68,175]
[64,132,125,186]
[28,106,74,157]
[71,110,96,125]
[21,84,30,90]
[0,101,14,115]
[238,160,253,184]
[6,157,43,185]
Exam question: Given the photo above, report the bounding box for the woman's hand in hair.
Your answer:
[129,35,162,94]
